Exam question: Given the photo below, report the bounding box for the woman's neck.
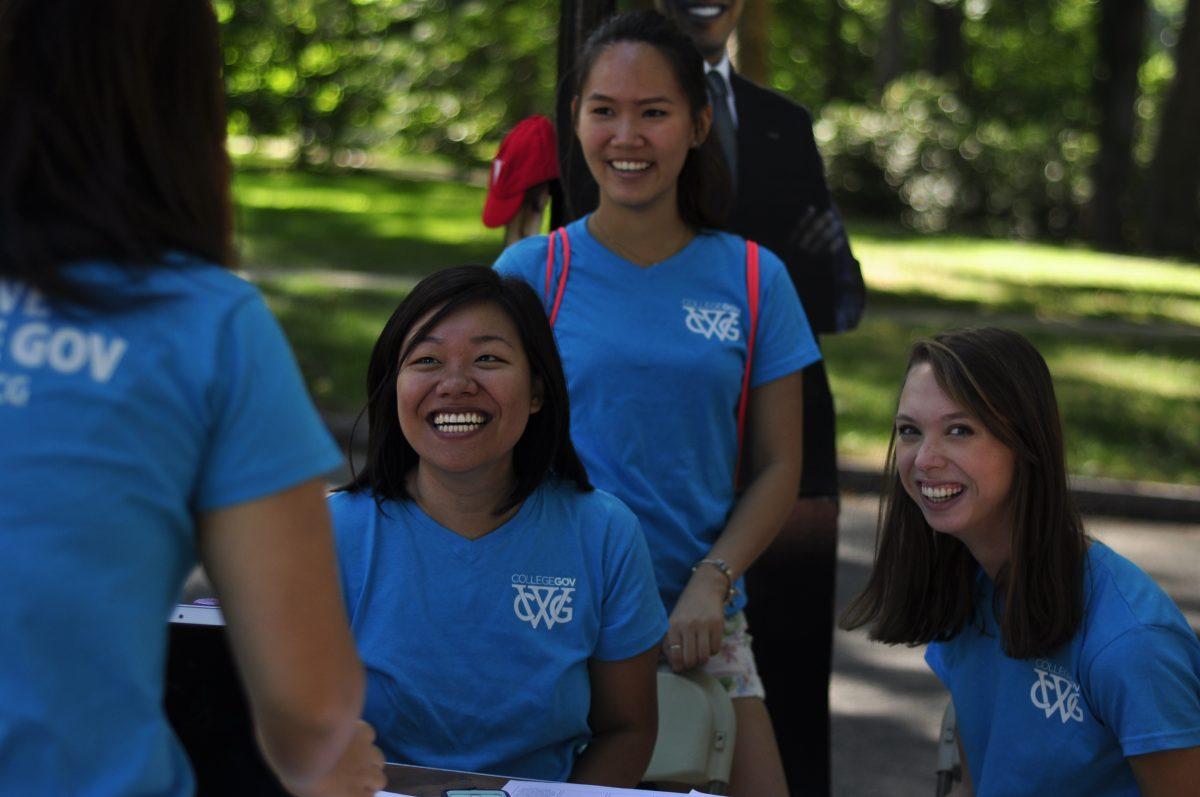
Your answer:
[589,200,693,267]
[961,528,1012,582]
[408,462,520,540]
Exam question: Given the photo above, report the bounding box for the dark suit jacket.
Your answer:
[728,72,850,335]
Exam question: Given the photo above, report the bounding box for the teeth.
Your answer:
[611,160,650,172]
[920,484,964,502]
[433,412,487,432]
[688,5,723,18]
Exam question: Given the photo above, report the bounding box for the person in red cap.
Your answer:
[483,115,560,245]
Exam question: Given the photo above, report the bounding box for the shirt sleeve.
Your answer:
[593,500,669,662]
[925,642,950,685]
[193,293,344,511]
[493,235,551,295]
[1084,624,1200,757]
[748,246,822,388]
[326,491,359,619]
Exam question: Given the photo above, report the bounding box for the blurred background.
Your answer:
[214,0,1200,488]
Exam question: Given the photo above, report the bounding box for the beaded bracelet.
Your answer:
[692,558,740,606]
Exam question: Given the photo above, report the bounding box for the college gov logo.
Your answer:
[511,574,575,630]
[1029,660,1084,724]
[682,299,741,342]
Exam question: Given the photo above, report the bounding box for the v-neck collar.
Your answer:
[573,214,704,272]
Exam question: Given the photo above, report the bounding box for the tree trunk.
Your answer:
[825,0,848,101]
[1145,0,1200,255]
[927,0,965,83]
[553,0,617,226]
[1087,0,1146,251]
[736,0,772,84]
[874,0,912,96]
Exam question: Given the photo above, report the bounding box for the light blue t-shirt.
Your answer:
[329,481,668,781]
[0,260,343,796]
[495,218,820,614]
[926,542,1200,796]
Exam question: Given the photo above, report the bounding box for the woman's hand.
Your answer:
[286,720,387,797]
[662,565,728,672]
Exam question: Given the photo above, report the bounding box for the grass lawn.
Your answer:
[235,168,1200,486]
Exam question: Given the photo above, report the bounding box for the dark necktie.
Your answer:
[705,70,737,189]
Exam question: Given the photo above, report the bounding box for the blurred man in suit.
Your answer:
[660,3,864,794]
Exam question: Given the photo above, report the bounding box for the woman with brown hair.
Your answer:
[0,2,382,794]
[843,327,1200,796]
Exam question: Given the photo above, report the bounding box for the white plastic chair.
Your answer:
[935,700,962,796]
[644,668,736,795]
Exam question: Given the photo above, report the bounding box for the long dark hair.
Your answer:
[0,0,234,304]
[572,10,730,230]
[841,328,1087,659]
[340,265,591,514]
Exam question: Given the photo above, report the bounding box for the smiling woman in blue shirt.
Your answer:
[842,327,1200,796]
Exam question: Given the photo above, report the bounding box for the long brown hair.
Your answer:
[0,0,233,304]
[841,327,1087,659]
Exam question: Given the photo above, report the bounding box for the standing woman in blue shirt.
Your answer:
[0,2,383,795]
[495,11,820,795]
[842,328,1200,795]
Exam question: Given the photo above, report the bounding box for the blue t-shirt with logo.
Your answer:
[926,542,1200,796]
[494,218,820,614]
[0,260,342,796]
[329,480,668,781]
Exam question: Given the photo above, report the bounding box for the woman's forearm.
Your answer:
[708,456,801,581]
[569,725,659,788]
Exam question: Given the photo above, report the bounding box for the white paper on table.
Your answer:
[500,780,716,797]
[375,791,420,797]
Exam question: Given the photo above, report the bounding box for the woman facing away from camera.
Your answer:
[842,327,1200,796]
[0,1,383,794]
[496,11,821,795]
[329,265,667,786]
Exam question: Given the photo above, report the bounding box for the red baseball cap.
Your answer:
[482,115,559,228]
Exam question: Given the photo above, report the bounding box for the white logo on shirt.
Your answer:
[1029,660,1084,724]
[511,573,575,630]
[0,280,129,407]
[682,300,741,342]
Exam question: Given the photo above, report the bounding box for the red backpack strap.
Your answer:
[734,240,761,488]
[543,227,571,328]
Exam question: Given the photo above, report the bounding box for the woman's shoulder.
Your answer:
[1082,542,1197,653]
[537,480,638,532]
[326,488,386,527]
[694,230,788,274]
[494,233,552,275]
[64,254,259,310]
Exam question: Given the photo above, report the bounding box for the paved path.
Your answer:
[830,492,1200,796]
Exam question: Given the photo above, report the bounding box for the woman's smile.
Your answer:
[396,302,542,481]
[575,42,704,215]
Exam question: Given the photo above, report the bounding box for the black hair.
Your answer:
[0,0,233,304]
[340,265,591,514]
[572,10,731,229]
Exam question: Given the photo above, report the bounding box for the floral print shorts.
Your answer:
[700,611,766,700]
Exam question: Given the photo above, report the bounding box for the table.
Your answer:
[384,763,512,796]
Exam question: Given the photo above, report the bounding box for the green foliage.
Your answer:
[219,0,401,164]
[816,76,1097,237]
[233,167,501,272]
[219,0,557,167]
